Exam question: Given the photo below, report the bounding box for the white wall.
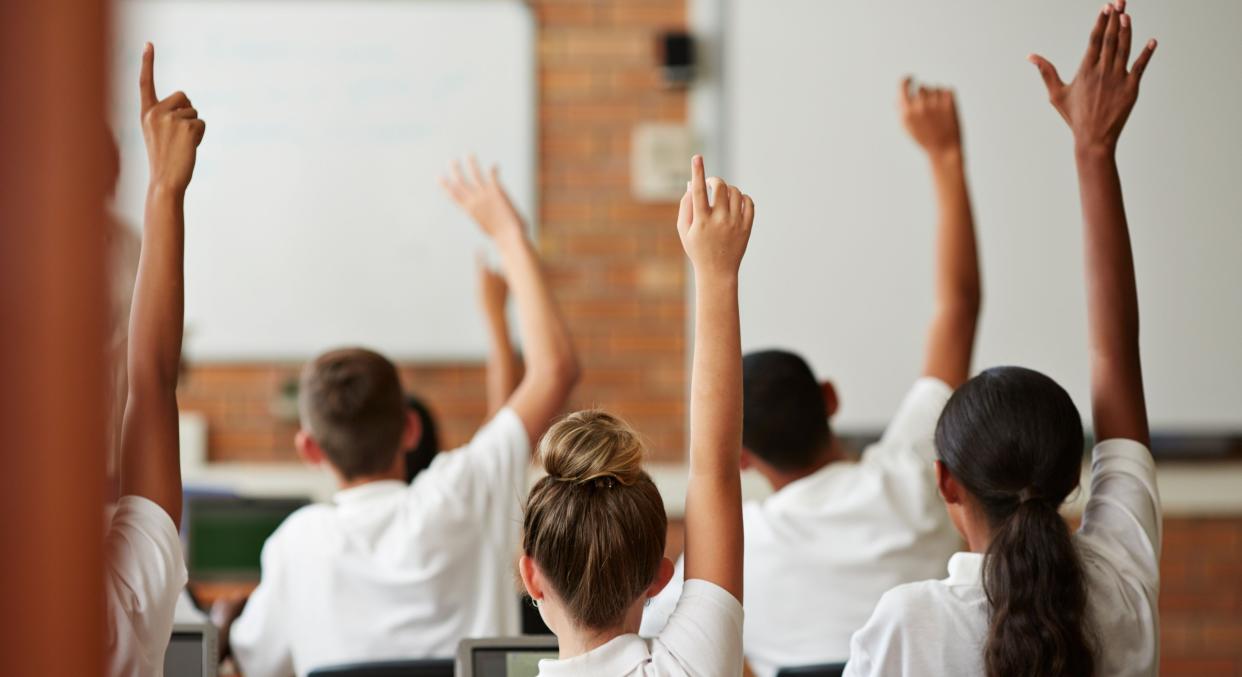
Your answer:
[721,0,1242,430]
[111,0,535,362]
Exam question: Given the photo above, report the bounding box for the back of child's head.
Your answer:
[522,410,666,630]
[299,348,407,480]
[742,349,831,472]
[934,366,1093,677]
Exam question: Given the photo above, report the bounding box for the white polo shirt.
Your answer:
[843,438,1161,677]
[106,495,188,677]
[230,408,530,677]
[642,378,960,677]
[537,580,743,677]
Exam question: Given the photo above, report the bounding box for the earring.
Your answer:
[531,597,542,608]
[645,598,652,608]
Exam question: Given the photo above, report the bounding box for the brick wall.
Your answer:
[177,0,689,462]
[1160,517,1242,676]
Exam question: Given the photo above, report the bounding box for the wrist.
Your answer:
[927,146,963,168]
[491,223,529,250]
[1074,141,1117,163]
[693,268,740,290]
[147,180,187,200]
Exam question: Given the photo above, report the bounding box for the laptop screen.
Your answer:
[471,648,557,677]
[164,631,205,676]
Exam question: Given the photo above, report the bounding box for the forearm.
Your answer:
[495,230,578,389]
[1075,146,1148,443]
[483,309,520,416]
[922,148,981,386]
[682,273,744,597]
[129,184,186,390]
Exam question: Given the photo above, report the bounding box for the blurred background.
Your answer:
[4,1,1241,675]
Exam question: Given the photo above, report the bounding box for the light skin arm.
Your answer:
[678,155,754,601]
[899,79,982,388]
[119,43,206,527]
[441,159,580,446]
[1030,0,1155,445]
[476,255,523,417]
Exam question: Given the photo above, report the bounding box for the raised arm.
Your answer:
[1030,0,1155,445]
[899,79,981,388]
[476,255,522,417]
[440,159,579,446]
[678,155,754,601]
[119,43,205,527]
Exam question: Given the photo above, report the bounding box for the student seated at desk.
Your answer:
[212,160,579,677]
[641,79,982,676]
[843,4,1161,676]
[106,43,206,676]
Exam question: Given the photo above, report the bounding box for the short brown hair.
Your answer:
[522,410,667,630]
[298,348,406,480]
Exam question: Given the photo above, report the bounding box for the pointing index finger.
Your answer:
[139,42,158,113]
[690,155,709,215]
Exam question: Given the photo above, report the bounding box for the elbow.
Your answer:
[128,353,181,396]
[946,283,983,322]
[555,350,582,391]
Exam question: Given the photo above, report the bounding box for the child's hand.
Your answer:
[676,155,754,280]
[1028,1,1156,152]
[440,157,525,242]
[476,253,509,317]
[898,78,962,157]
[139,43,205,192]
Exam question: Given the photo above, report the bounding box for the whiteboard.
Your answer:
[724,0,1242,430]
[111,0,535,361]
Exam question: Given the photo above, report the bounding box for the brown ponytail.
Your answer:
[935,367,1095,677]
[522,410,667,630]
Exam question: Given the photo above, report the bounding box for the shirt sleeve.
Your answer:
[866,378,953,464]
[639,554,685,637]
[655,579,744,677]
[230,535,295,677]
[420,407,531,545]
[1076,438,1162,585]
[104,495,188,674]
[841,587,908,677]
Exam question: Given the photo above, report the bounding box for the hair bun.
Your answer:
[539,410,645,486]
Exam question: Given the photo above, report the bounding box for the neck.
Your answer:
[556,625,627,660]
[765,437,849,492]
[334,457,406,490]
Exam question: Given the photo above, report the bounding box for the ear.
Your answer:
[935,460,963,505]
[295,430,326,468]
[402,410,423,452]
[646,557,675,598]
[518,554,543,602]
[820,380,839,418]
[739,447,755,471]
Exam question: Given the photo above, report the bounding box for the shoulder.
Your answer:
[263,502,335,551]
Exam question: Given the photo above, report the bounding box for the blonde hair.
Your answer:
[522,410,667,630]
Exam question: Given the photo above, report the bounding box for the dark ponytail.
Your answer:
[935,367,1094,677]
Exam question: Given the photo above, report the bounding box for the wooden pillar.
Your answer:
[0,0,110,675]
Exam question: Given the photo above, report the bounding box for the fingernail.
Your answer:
[1104,4,1112,14]
[1120,13,1130,27]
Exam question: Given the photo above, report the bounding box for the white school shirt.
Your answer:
[538,580,744,677]
[230,407,530,677]
[106,495,189,677]
[843,438,1161,677]
[641,378,961,677]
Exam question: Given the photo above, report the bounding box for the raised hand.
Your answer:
[1029,1,1157,151]
[139,43,205,192]
[476,253,509,318]
[898,78,962,157]
[676,155,754,280]
[439,157,525,241]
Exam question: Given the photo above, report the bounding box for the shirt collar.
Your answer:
[537,634,650,676]
[332,479,407,506]
[945,551,984,585]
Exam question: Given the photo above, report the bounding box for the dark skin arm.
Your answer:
[899,79,982,388]
[119,43,205,527]
[1030,0,1156,445]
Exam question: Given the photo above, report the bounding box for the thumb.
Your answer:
[1027,54,1064,97]
[139,42,158,113]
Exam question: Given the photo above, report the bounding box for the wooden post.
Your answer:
[0,0,110,675]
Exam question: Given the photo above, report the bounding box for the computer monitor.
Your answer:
[183,494,309,580]
[164,622,218,677]
[456,637,559,677]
